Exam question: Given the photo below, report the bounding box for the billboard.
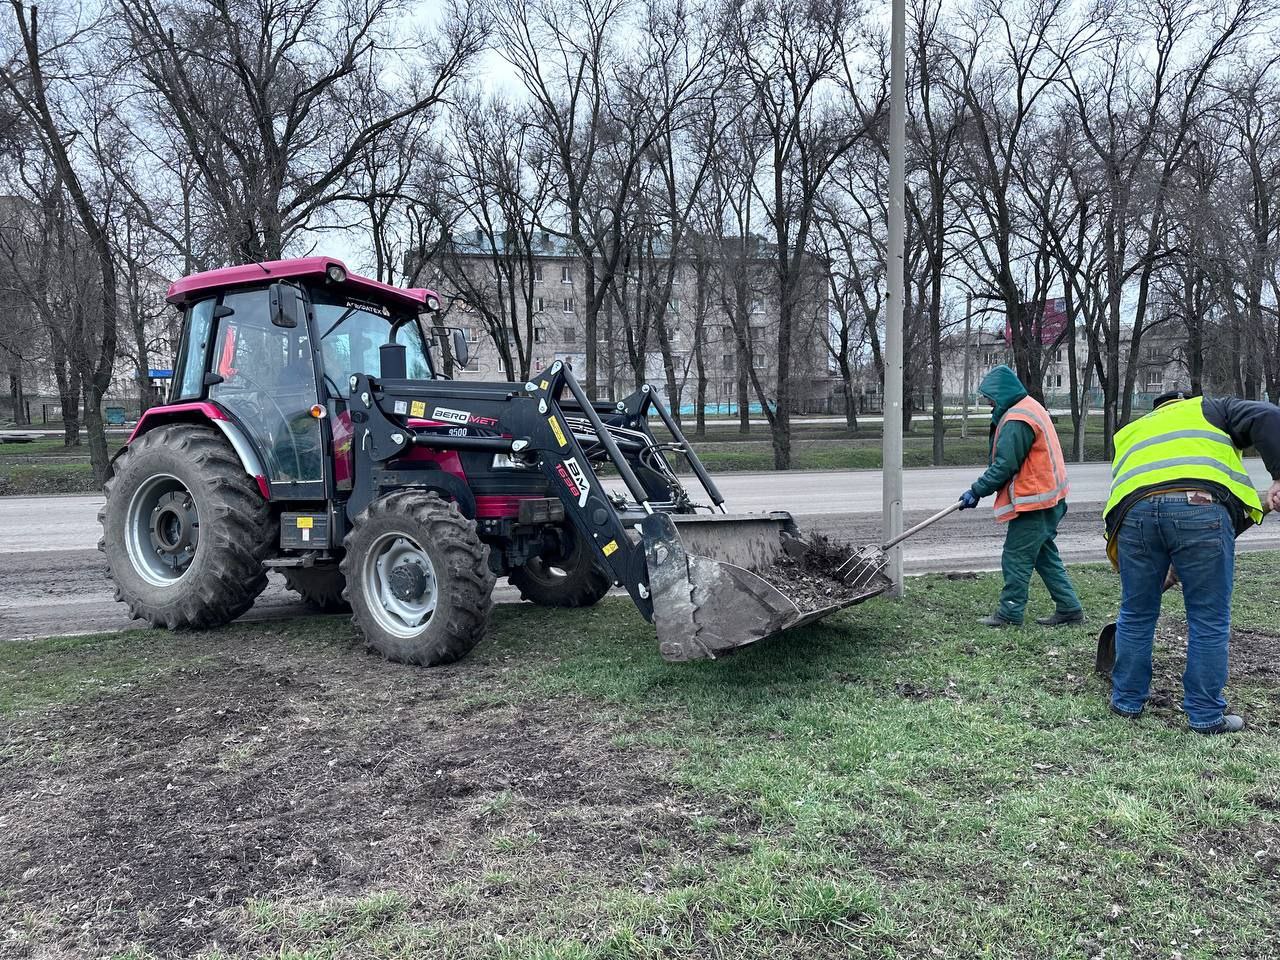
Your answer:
[1004,298,1068,347]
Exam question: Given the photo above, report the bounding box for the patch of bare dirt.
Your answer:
[0,635,734,958]
[1074,623,1280,728]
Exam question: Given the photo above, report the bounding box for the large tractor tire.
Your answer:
[283,566,349,613]
[508,524,612,608]
[340,491,495,666]
[99,424,273,628]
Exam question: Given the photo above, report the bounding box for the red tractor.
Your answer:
[100,257,887,666]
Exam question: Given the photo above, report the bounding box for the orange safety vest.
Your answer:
[991,397,1070,522]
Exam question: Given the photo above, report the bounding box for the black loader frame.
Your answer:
[345,353,891,661]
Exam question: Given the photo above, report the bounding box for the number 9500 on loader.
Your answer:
[99,257,891,666]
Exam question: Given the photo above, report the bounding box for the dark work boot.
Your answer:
[1191,715,1245,736]
[1035,610,1085,627]
[1109,703,1143,720]
[980,613,1018,628]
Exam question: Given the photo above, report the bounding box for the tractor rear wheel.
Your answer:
[99,424,273,628]
[283,567,349,613]
[341,491,495,666]
[508,525,612,608]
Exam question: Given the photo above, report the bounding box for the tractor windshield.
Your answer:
[312,290,432,395]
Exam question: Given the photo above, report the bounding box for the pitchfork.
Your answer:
[835,499,966,588]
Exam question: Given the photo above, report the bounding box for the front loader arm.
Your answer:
[345,369,656,622]
[516,363,656,621]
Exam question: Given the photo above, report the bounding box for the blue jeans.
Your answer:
[1111,495,1235,729]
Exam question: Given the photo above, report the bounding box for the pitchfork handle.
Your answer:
[881,500,964,551]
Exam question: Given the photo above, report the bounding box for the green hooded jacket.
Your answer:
[969,365,1036,499]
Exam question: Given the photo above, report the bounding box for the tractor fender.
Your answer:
[128,402,271,500]
[408,470,477,520]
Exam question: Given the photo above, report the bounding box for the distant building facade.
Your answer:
[420,232,836,414]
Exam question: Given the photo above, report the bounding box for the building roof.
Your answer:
[165,256,438,311]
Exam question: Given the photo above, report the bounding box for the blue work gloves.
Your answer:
[958,489,980,510]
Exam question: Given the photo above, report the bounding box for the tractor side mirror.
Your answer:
[451,328,469,369]
[269,282,303,328]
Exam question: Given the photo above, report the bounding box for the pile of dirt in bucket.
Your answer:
[763,532,890,611]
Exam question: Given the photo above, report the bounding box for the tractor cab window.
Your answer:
[207,287,323,484]
[173,298,216,401]
[312,291,432,395]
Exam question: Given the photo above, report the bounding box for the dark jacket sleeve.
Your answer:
[970,421,1035,498]
[1203,398,1280,480]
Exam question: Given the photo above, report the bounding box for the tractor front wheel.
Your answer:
[508,524,612,608]
[341,491,495,666]
[99,424,273,628]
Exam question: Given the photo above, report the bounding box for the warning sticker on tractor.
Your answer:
[539,380,549,390]
[431,406,469,425]
[393,400,408,415]
[296,517,313,529]
[548,416,567,447]
[602,539,619,557]
[409,400,426,417]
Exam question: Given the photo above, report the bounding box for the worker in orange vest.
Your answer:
[958,365,1083,627]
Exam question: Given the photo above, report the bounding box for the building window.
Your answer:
[536,296,545,313]
[563,297,574,313]
[533,264,543,284]
[722,354,735,372]
[983,351,998,366]
[561,265,572,284]
[534,327,546,343]
[751,299,764,314]
[563,325,577,342]
[752,350,765,368]
[1145,370,1163,390]
[1054,348,1063,363]
[749,324,765,341]
[669,298,680,314]
[1054,373,1063,388]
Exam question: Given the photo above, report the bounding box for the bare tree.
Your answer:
[727,0,881,469]
[433,95,557,381]
[1062,0,1264,449]
[2,0,120,479]
[491,0,714,395]
[112,0,482,262]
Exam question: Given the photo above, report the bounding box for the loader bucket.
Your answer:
[640,512,893,662]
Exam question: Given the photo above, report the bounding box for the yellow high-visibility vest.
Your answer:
[1104,398,1263,525]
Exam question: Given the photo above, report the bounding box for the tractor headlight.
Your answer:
[326,264,346,283]
[426,294,441,312]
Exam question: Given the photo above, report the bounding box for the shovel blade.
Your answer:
[1095,622,1117,677]
[641,512,891,662]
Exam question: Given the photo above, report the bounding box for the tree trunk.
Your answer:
[838,353,859,435]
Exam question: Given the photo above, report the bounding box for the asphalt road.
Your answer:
[2,460,1276,640]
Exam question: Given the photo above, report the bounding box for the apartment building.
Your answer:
[424,232,835,414]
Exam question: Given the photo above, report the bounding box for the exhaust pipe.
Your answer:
[640,512,892,661]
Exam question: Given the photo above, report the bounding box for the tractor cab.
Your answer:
[164,258,452,498]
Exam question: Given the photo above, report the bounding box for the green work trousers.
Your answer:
[995,501,1082,624]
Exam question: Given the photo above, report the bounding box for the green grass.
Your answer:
[681,429,1109,473]
[0,437,123,494]
[5,556,1279,958]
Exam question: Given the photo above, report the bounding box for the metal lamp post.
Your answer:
[882,0,907,596]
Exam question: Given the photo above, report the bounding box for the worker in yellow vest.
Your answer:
[958,365,1083,627]
[1104,390,1280,735]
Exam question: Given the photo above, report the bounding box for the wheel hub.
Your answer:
[126,474,200,586]
[148,491,199,570]
[366,535,438,637]
[388,561,427,602]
